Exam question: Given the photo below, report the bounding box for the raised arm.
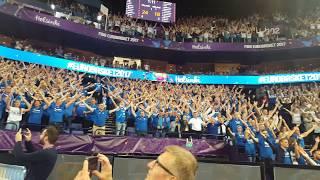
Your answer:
[131,103,137,117]
[310,136,320,155]
[81,100,94,112]
[300,124,316,138]
[283,108,293,115]
[66,93,81,108]
[39,91,52,107]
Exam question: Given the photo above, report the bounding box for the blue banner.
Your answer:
[0,46,320,85]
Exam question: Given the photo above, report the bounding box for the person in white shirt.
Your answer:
[5,90,31,131]
[188,112,206,139]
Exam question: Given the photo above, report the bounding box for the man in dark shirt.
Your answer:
[12,125,59,180]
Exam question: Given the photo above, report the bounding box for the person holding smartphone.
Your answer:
[12,126,59,180]
[74,145,198,180]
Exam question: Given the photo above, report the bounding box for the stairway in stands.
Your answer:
[105,113,116,135]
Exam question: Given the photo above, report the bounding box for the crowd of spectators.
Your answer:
[6,36,320,75]
[0,57,320,166]
[36,0,320,43]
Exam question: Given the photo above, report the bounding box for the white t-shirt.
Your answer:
[7,107,24,122]
[203,32,209,39]
[292,113,301,125]
[189,117,203,131]
[147,27,154,34]
[258,31,264,38]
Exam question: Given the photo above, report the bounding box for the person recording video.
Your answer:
[12,125,59,180]
[74,145,198,180]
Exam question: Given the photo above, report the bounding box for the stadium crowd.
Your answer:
[0,57,320,166]
[41,0,320,43]
[1,34,320,75]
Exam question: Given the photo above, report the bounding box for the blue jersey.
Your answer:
[235,133,246,147]
[257,134,274,160]
[65,102,75,117]
[87,104,97,121]
[135,116,148,132]
[93,109,109,126]
[228,118,244,133]
[48,103,66,123]
[207,121,220,135]
[282,151,292,165]
[163,117,171,129]
[28,106,44,124]
[95,83,103,92]
[0,97,6,119]
[151,114,159,128]
[76,103,87,117]
[245,139,256,156]
[115,108,127,123]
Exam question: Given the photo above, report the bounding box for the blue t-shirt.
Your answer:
[163,117,171,129]
[282,150,293,165]
[135,116,148,132]
[95,83,103,92]
[65,102,75,117]
[151,114,159,128]
[0,98,6,119]
[93,109,109,126]
[48,103,66,123]
[228,118,244,133]
[87,104,97,121]
[80,90,88,96]
[245,139,256,156]
[157,116,164,128]
[115,108,127,123]
[235,133,246,147]
[76,103,87,117]
[207,121,221,135]
[28,106,44,124]
[257,133,274,160]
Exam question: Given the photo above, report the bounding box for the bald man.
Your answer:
[74,145,198,180]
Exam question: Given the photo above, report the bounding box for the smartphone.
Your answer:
[86,156,99,171]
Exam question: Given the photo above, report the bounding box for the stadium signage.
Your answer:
[98,32,139,43]
[175,75,201,84]
[258,73,320,84]
[191,44,211,50]
[1,46,320,85]
[67,62,132,78]
[35,15,61,27]
[244,42,286,49]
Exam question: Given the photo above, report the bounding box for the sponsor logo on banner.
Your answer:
[35,15,61,27]
[244,42,286,49]
[67,62,132,78]
[258,73,320,84]
[98,32,139,43]
[191,44,211,50]
[175,76,201,84]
